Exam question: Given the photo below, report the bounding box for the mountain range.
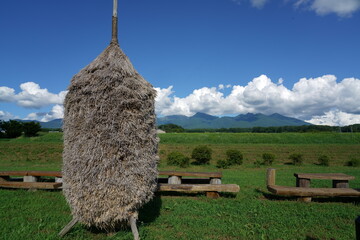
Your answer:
[23,112,310,129]
[157,112,310,129]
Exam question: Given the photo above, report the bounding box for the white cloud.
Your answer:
[0,87,16,102]
[306,110,360,126]
[295,0,360,17]
[251,0,268,8]
[25,104,64,122]
[0,82,67,109]
[0,110,18,121]
[231,0,268,8]
[154,74,360,125]
[231,0,360,17]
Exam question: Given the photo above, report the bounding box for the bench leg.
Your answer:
[332,180,349,188]
[298,197,312,202]
[296,178,310,188]
[206,191,220,199]
[24,176,38,183]
[168,176,181,184]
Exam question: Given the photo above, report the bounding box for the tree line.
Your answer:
[0,120,42,138]
[159,123,360,133]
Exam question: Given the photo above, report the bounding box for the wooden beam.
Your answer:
[0,182,62,189]
[159,171,222,178]
[294,173,355,181]
[0,171,62,177]
[158,184,239,193]
[268,185,360,197]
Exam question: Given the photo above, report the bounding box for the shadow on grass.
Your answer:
[83,195,162,235]
[305,236,320,240]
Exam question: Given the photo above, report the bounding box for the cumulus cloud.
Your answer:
[0,82,67,108]
[306,110,360,126]
[25,104,64,122]
[0,110,18,121]
[154,74,360,125]
[295,0,360,17]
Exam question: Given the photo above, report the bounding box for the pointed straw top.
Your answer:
[111,0,118,45]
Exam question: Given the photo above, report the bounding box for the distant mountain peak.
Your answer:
[191,112,218,120]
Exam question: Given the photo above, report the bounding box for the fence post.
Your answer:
[356,216,360,240]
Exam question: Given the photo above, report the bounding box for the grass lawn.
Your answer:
[0,132,359,239]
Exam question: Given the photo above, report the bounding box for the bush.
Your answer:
[216,160,230,169]
[253,159,262,168]
[347,158,360,167]
[158,124,184,133]
[262,153,275,166]
[23,121,41,137]
[289,153,303,166]
[191,145,212,165]
[167,151,190,168]
[226,149,243,165]
[318,155,330,166]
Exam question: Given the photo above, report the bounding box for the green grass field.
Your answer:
[0,132,359,239]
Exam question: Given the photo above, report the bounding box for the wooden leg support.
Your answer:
[298,197,312,202]
[58,218,78,237]
[206,191,220,199]
[130,215,140,240]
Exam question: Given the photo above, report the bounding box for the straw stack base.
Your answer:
[58,214,140,239]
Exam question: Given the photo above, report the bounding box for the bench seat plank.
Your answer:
[159,171,222,178]
[0,171,62,177]
[0,181,62,189]
[294,173,355,181]
[268,185,360,197]
[0,171,222,178]
[159,183,239,193]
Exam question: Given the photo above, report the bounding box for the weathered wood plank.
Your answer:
[266,168,276,186]
[0,171,222,178]
[158,177,210,184]
[267,185,360,197]
[158,184,239,193]
[294,173,355,181]
[0,171,62,177]
[159,171,222,178]
[0,181,62,189]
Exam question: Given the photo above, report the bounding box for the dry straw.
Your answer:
[60,0,158,237]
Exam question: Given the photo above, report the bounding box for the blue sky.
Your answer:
[1,0,360,125]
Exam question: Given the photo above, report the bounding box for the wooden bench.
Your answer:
[0,171,240,198]
[158,171,239,198]
[266,168,360,202]
[0,171,63,190]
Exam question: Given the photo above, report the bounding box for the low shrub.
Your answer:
[318,155,330,166]
[216,159,230,169]
[253,159,262,168]
[226,149,243,165]
[191,145,212,165]
[167,151,190,168]
[347,158,360,167]
[262,153,275,166]
[289,153,303,166]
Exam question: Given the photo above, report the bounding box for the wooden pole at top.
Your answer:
[111,0,118,44]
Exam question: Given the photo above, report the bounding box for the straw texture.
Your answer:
[62,41,158,229]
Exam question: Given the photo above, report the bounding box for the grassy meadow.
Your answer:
[0,132,360,239]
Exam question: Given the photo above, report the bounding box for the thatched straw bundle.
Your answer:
[62,0,158,232]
